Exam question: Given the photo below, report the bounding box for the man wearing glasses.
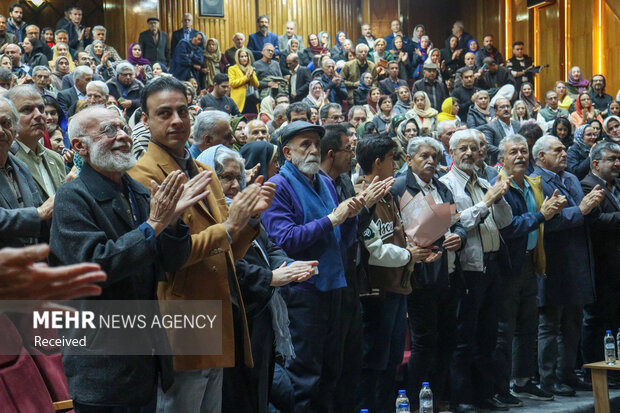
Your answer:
[106,61,144,119]
[319,103,345,125]
[478,98,522,164]
[253,43,284,99]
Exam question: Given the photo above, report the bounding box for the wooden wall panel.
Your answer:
[536,3,562,96]
[368,0,399,39]
[511,0,531,56]
[569,0,593,80]
[603,0,620,94]
[406,0,462,49]
[159,0,359,53]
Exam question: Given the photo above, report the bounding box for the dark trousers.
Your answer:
[357,292,408,413]
[537,304,583,385]
[494,252,538,393]
[74,391,156,413]
[223,309,275,413]
[407,285,458,405]
[281,287,343,412]
[582,283,620,366]
[450,257,502,405]
[333,282,363,413]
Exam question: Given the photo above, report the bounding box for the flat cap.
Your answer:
[423,62,438,70]
[279,121,325,146]
[147,17,159,23]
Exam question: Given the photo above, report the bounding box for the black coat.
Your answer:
[49,162,192,406]
[580,173,620,286]
[566,143,591,180]
[290,66,312,102]
[171,28,203,55]
[392,168,467,289]
[138,29,170,66]
[56,87,79,117]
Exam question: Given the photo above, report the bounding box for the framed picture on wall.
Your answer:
[199,0,224,17]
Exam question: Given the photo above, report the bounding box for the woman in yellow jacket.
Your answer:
[229,47,260,113]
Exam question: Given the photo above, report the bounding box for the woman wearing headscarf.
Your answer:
[554,81,574,112]
[259,95,276,123]
[566,66,589,98]
[331,31,348,62]
[467,90,492,128]
[50,56,70,91]
[318,31,331,51]
[364,86,381,121]
[301,34,328,69]
[551,116,574,147]
[441,35,464,79]
[571,92,603,127]
[302,79,329,109]
[567,123,598,179]
[202,38,229,90]
[411,24,425,49]
[280,37,301,75]
[392,35,413,80]
[412,35,430,80]
[467,39,479,54]
[240,141,280,181]
[407,90,438,136]
[437,96,461,125]
[231,115,248,151]
[354,72,374,105]
[372,95,394,134]
[393,118,420,169]
[229,47,259,113]
[198,144,316,413]
[518,82,541,117]
[392,85,412,116]
[425,47,445,82]
[127,42,153,83]
[48,42,75,72]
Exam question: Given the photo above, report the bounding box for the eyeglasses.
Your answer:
[219,173,242,184]
[601,156,620,163]
[329,115,345,121]
[99,123,131,138]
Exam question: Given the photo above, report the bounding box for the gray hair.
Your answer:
[32,65,51,76]
[406,136,443,156]
[86,80,109,95]
[91,39,104,48]
[449,129,480,150]
[273,103,288,119]
[355,43,369,54]
[262,43,274,51]
[232,32,245,41]
[92,25,106,35]
[0,96,19,135]
[244,119,266,136]
[193,110,230,145]
[342,39,353,48]
[348,105,365,119]
[67,105,105,141]
[0,67,12,85]
[320,102,342,120]
[6,84,41,102]
[115,61,135,76]
[498,134,528,157]
[437,120,457,137]
[532,135,560,162]
[321,58,335,69]
[73,65,94,80]
[214,146,244,176]
[590,141,620,168]
[287,52,299,61]
[285,21,296,28]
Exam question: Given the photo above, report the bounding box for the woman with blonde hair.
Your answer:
[467,90,492,128]
[228,47,259,113]
[511,100,531,123]
[48,42,75,72]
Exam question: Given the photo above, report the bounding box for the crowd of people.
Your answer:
[0,3,619,413]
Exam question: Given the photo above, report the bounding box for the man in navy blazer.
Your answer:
[247,14,280,61]
[530,135,604,396]
[171,13,204,56]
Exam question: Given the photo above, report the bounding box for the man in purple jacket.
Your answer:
[262,121,365,411]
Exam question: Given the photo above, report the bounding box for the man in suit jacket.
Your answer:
[49,106,196,411]
[56,6,92,51]
[139,17,169,66]
[60,52,102,90]
[580,142,620,375]
[379,61,408,102]
[478,98,521,164]
[530,135,604,396]
[171,13,203,56]
[128,77,273,412]
[57,65,92,117]
[286,52,311,102]
[7,86,66,201]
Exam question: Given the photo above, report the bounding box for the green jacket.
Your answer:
[11,141,66,201]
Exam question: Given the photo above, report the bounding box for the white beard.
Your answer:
[88,139,136,173]
[292,153,320,176]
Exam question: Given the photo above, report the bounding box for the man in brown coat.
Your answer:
[341,43,376,105]
[129,77,275,413]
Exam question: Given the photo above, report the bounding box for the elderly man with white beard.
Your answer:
[261,121,366,411]
[439,129,514,413]
[49,106,211,412]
